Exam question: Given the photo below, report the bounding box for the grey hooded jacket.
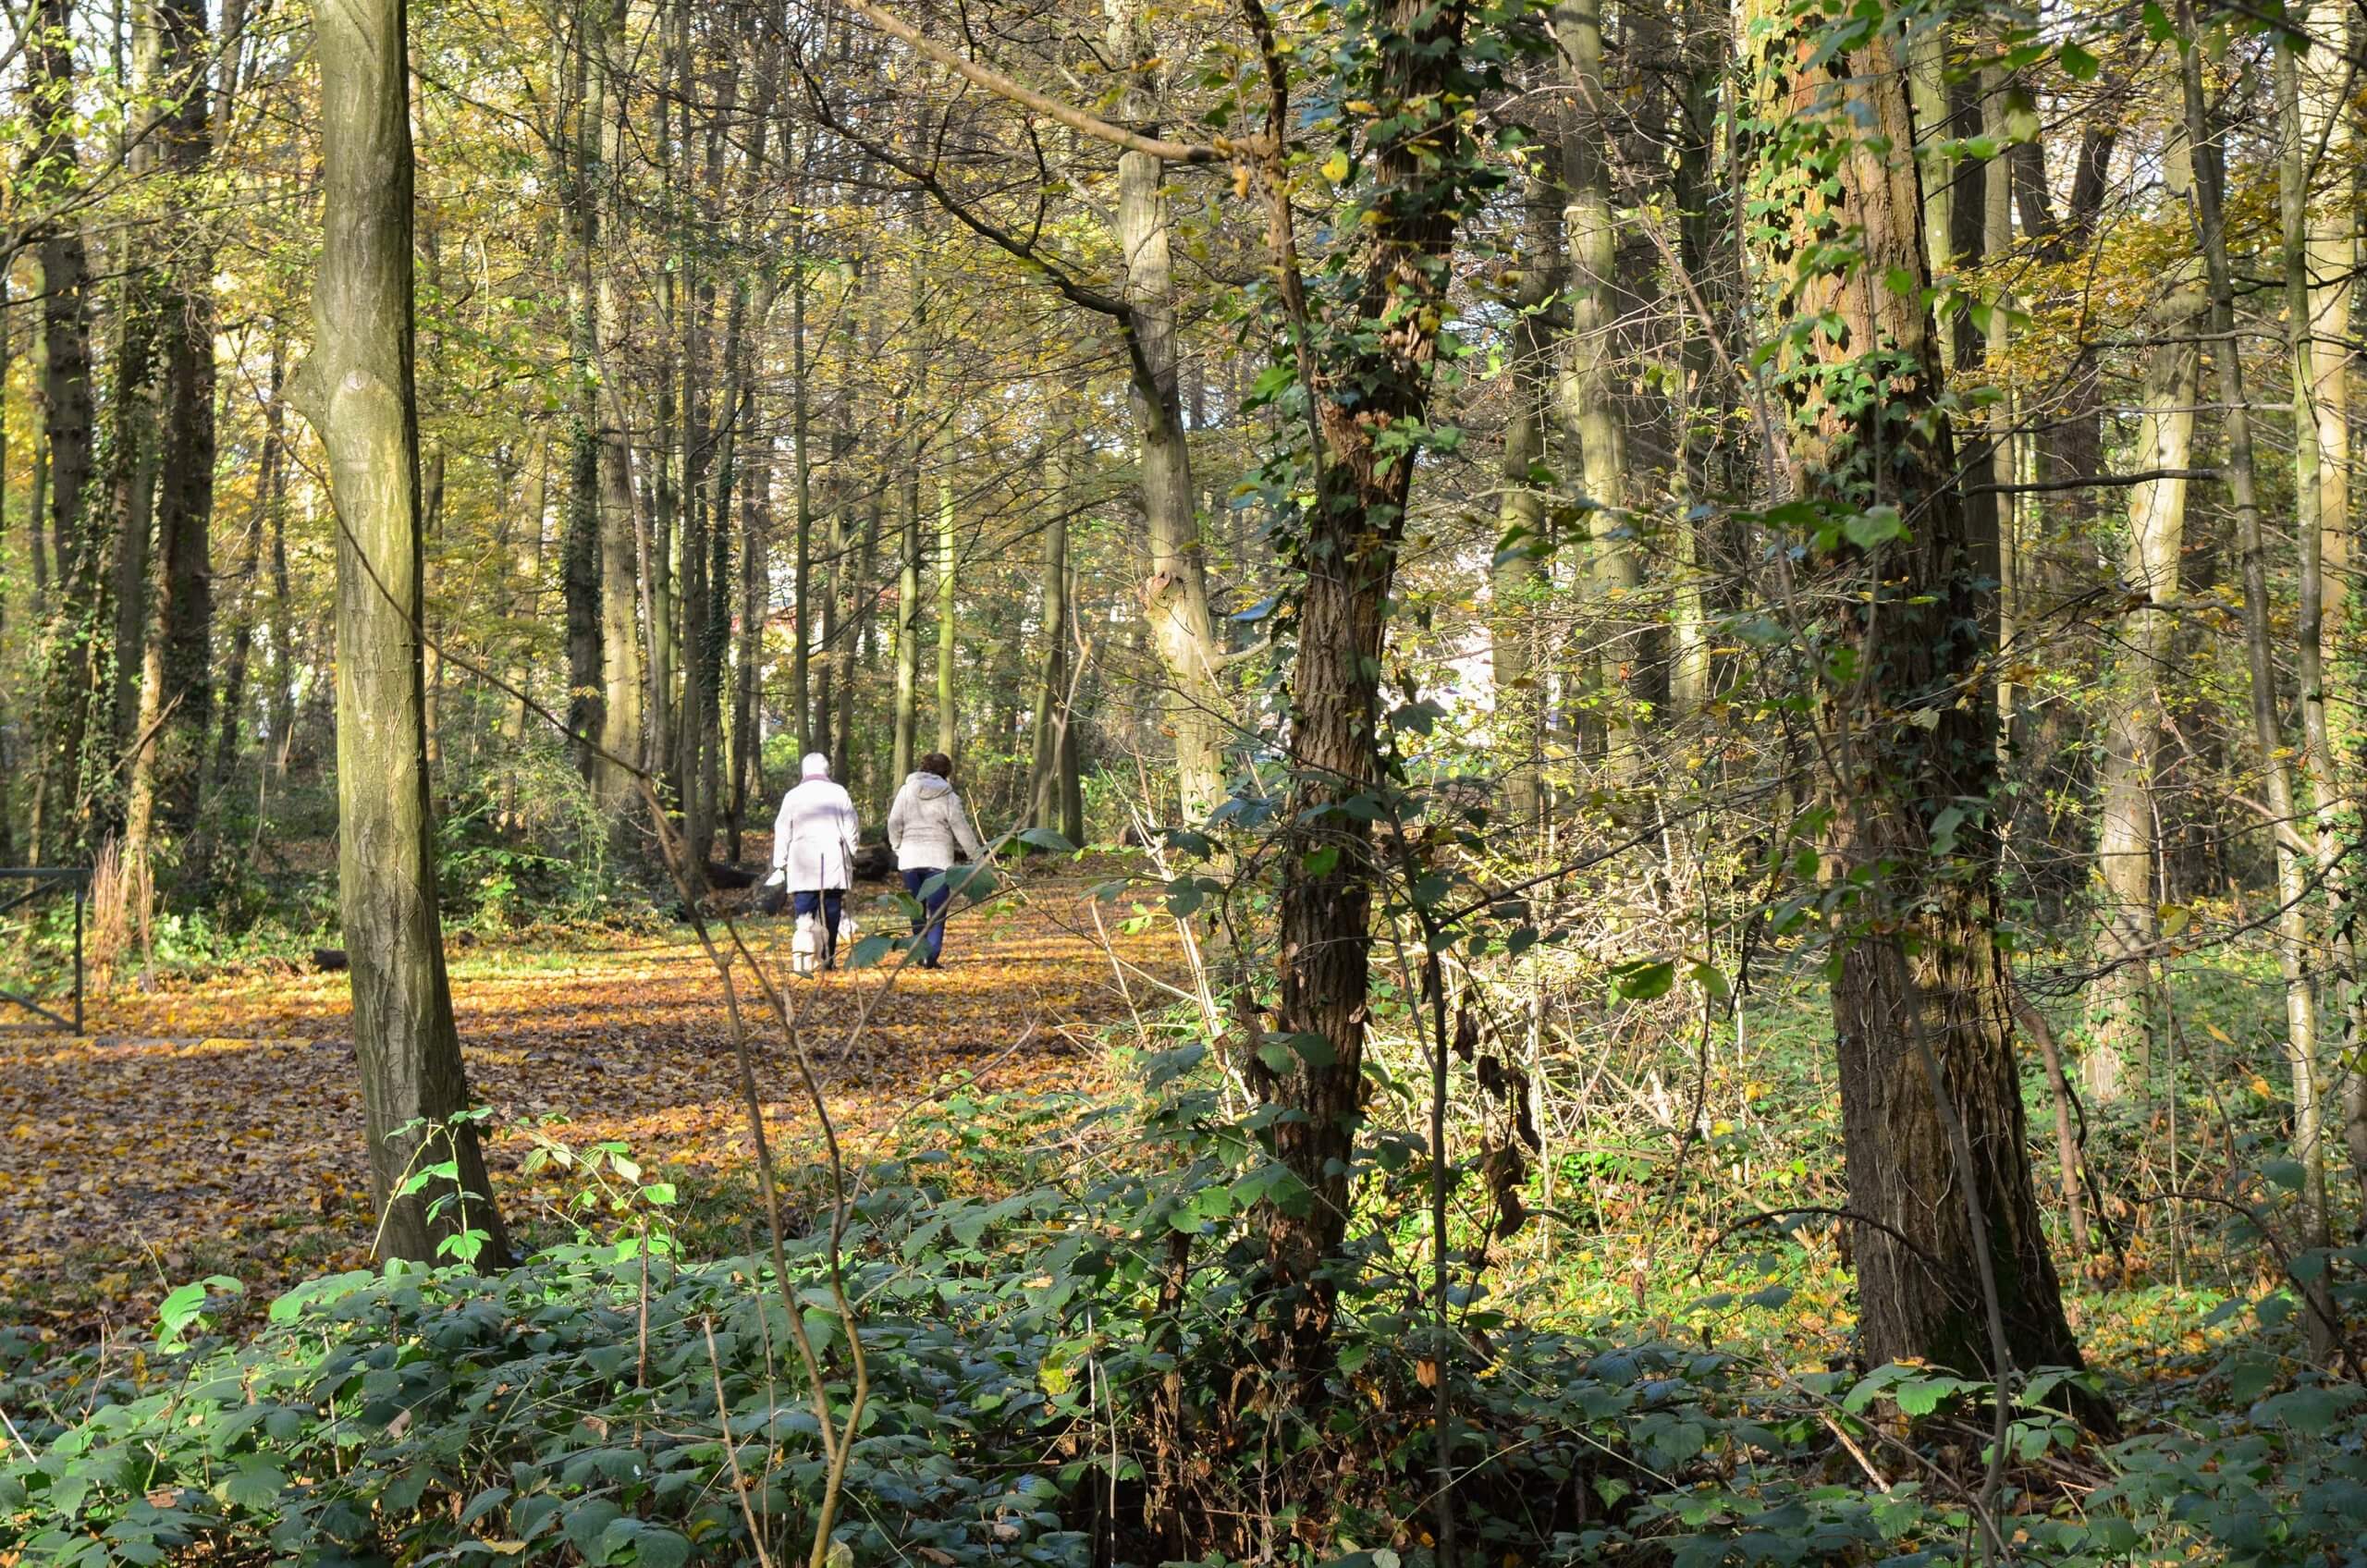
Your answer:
[888,771,986,873]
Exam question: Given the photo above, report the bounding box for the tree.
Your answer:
[1740,0,2096,1405]
[2085,79,2201,1107]
[292,0,509,1266]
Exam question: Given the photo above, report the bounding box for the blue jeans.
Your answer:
[902,869,950,966]
[791,888,842,965]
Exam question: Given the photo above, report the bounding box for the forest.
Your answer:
[4,0,2367,1560]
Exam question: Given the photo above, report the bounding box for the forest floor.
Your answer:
[0,864,1184,1340]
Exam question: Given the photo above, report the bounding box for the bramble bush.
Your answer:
[6,1084,2366,1566]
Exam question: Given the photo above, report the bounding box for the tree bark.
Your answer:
[1743,0,2096,1407]
[1553,0,1638,771]
[2084,80,2200,1109]
[1028,430,1077,839]
[2195,20,2333,1352]
[293,0,509,1267]
[935,437,958,762]
[1492,169,1558,829]
[1115,141,1232,827]
[28,0,104,863]
[561,0,604,779]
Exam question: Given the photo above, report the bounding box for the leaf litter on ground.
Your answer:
[0,867,1183,1337]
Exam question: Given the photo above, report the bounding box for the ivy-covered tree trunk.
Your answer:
[561,0,605,780]
[1260,0,1487,1394]
[27,0,104,863]
[294,0,509,1267]
[1742,0,2095,1408]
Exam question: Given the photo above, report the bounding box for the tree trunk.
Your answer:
[294,0,509,1267]
[562,0,604,778]
[215,348,287,799]
[590,0,643,808]
[28,0,104,863]
[1028,434,1074,837]
[149,0,219,840]
[1492,170,1558,829]
[934,440,958,762]
[2084,80,2200,1109]
[1553,0,1637,770]
[1256,0,1482,1414]
[2193,19,2334,1354]
[1743,0,2096,1407]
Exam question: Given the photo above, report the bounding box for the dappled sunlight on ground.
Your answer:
[0,873,1182,1337]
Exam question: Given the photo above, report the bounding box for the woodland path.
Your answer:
[0,866,1182,1336]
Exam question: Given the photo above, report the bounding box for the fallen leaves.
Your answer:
[0,871,1182,1336]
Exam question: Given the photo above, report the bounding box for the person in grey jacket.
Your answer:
[887,752,986,968]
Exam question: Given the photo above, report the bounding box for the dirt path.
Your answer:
[0,869,1182,1336]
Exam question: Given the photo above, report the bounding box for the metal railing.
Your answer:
[0,868,88,1034]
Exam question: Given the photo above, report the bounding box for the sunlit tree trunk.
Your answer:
[295,0,508,1266]
[2182,12,2333,1357]
[590,0,643,808]
[1028,424,1078,839]
[2084,82,2199,1109]
[1553,0,1637,770]
[892,251,926,785]
[1743,0,2097,1405]
[2282,0,2367,1214]
[935,437,958,762]
[1493,169,1557,829]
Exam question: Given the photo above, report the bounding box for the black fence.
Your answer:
[0,868,88,1034]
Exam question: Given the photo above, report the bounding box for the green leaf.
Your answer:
[1018,827,1076,852]
[1611,961,1675,1001]
[2059,41,2099,80]
[633,1527,693,1568]
[1303,846,1341,876]
[639,1182,678,1206]
[2257,1384,2360,1435]
[218,1456,287,1512]
[847,933,896,969]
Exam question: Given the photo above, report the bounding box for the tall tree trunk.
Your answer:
[28,0,103,863]
[2184,13,2335,1356]
[1493,169,1559,828]
[791,211,816,753]
[1028,432,1074,837]
[294,0,509,1267]
[562,0,604,778]
[2084,81,2200,1109]
[215,347,287,799]
[590,0,643,807]
[2281,0,2367,1218]
[1743,0,2097,1406]
[1256,0,1485,1420]
[730,424,769,863]
[1116,147,1230,824]
[1554,0,1637,770]
[893,458,923,784]
[892,255,926,786]
[149,0,219,839]
[934,438,958,761]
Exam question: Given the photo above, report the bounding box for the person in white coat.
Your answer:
[887,751,985,968]
[773,753,859,972]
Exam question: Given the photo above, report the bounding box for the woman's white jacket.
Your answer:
[773,779,860,890]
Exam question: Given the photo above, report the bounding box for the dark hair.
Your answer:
[919,752,954,780]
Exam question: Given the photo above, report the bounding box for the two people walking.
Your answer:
[768,751,984,974]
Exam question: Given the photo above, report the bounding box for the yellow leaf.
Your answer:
[1321,150,1350,184]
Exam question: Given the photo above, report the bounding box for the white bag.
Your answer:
[791,912,819,976]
